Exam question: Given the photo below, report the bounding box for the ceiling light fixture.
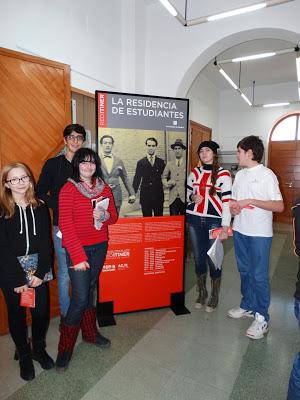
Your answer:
[158,0,177,17]
[262,102,290,107]
[207,2,266,22]
[232,52,276,63]
[158,0,295,27]
[241,93,253,106]
[218,68,238,90]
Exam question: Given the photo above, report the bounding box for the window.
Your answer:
[271,114,299,141]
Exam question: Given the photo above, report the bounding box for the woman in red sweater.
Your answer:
[56,148,117,371]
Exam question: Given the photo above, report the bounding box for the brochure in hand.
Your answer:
[91,196,110,230]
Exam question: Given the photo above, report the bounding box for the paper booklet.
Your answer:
[92,196,110,230]
[209,226,233,239]
[207,237,224,270]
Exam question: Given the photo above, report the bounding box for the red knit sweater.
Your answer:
[59,179,118,265]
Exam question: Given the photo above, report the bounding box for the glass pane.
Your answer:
[271,115,297,141]
[297,116,300,140]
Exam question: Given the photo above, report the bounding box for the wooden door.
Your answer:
[268,113,300,223]
[189,120,211,171]
[0,48,71,334]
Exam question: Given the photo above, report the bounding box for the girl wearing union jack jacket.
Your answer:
[186,141,232,312]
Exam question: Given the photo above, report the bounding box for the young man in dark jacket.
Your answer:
[288,198,300,399]
[36,124,86,317]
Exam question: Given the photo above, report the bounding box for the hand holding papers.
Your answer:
[92,197,110,230]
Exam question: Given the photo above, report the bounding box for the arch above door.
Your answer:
[268,111,300,222]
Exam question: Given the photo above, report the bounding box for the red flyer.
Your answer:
[20,288,36,308]
[209,226,233,239]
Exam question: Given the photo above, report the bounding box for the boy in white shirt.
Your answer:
[228,135,284,339]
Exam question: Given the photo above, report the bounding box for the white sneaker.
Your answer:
[227,306,254,319]
[246,313,268,339]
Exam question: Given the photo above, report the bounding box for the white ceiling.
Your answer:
[201,38,298,91]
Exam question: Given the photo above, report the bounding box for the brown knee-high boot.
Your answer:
[56,323,80,372]
[195,273,208,309]
[206,277,221,312]
[80,307,111,348]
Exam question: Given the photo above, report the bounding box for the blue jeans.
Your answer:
[287,298,300,399]
[187,214,222,278]
[64,242,108,326]
[54,225,70,317]
[233,231,272,321]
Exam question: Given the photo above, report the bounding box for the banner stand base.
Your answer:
[170,292,190,316]
[97,301,116,327]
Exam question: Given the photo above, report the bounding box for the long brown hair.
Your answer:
[209,154,220,196]
[0,162,39,218]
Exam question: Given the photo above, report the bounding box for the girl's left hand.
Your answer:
[14,285,28,293]
[29,276,43,287]
[93,207,110,222]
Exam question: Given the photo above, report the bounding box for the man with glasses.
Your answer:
[36,124,86,320]
[99,134,135,215]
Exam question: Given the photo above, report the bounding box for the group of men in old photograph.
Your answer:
[98,134,187,217]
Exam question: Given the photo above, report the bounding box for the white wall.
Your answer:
[0,0,125,92]
[187,74,220,136]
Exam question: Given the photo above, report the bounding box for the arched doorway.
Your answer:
[268,112,300,222]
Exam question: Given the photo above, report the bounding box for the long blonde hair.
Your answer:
[0,162,39,218]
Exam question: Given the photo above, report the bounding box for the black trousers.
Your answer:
[170,198,186,216]
[1,283,50,350]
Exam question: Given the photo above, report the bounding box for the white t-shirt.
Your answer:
[232,164,282,237]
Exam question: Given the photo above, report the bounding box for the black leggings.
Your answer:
[1,283,50,349]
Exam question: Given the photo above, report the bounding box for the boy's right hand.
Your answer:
[229,200,241,216]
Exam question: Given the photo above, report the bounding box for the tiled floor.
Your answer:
[0,223,298,400]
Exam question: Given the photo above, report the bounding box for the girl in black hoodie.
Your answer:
[0,162,54,381]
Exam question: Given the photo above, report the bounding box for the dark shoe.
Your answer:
[32,347,54,370]
[95,332,111,348]
[81,307,111,348]
[56,351,72,372]
[206,277,221,312]
[56,323,80,372]
[195,273,208,309]
[19,354,35,381]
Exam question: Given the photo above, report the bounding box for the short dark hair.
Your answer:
[100,135,114,144]
[71,148,102,182]
[63,124,87,141]
[145,137,158,146]
[237,135,264,163]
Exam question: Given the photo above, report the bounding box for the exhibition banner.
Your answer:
[96,91,189,315]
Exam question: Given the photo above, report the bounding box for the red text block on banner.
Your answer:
[99,216,185,313]
[98,92,107,127]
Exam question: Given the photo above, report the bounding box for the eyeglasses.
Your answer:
[6,175,30,185]
[80,160,96,165]
[66,135,84,143]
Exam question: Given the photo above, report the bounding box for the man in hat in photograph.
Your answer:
[162,138,186,216]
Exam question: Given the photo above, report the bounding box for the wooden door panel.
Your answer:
[0,48,71,334]
[189,120,211,172]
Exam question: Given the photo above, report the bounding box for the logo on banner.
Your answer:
[98,92,107,127]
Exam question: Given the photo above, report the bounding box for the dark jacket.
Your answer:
[133,156,165,205]
[0,203,52,287]
[36,155,73,225]
[292,197,300,300]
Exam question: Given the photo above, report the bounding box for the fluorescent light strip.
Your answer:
[207,2,266,21]
[263,102,290,107]
[219,68,238,90]
[241,93,252,106]
[158,0,177,17]
[232,52,276,63]
[296,57,300,82]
